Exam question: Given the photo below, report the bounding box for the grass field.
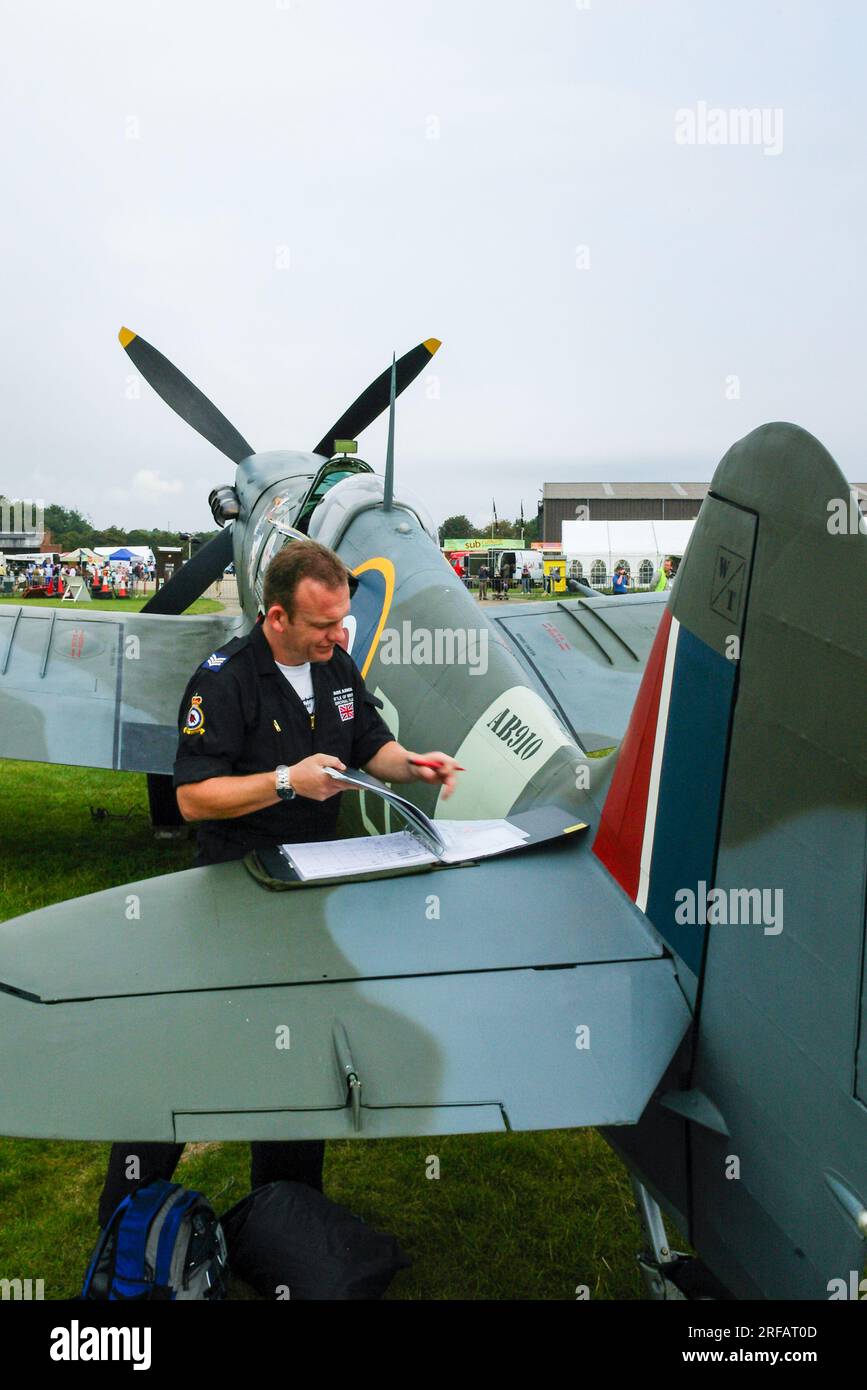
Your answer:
[0,595,224,614]
[0,762,659,1302]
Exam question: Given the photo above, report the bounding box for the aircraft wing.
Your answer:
[0,606,247,773]
[489,594,667,751]
[0,835,691,1141]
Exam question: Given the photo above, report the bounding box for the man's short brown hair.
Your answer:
[263,539,351,619]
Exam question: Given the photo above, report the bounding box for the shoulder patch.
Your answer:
[199,634,248,671]
[182,693,206,735]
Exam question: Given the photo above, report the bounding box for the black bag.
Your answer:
[220,1181,410,1300]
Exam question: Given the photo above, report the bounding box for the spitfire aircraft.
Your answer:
[0,329,865,1301]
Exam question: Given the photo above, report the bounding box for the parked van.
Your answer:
[495,549,544,583]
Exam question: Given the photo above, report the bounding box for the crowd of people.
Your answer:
[452,557,533,599]
[0,554,157,597]
[449,554,679,599]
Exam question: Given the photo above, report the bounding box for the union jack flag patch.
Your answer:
[333,686,354,722]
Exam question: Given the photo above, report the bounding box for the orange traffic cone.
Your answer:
[117,576,128,598]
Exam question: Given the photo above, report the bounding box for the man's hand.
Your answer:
[407,751,462,801]
[289,753,348,800]
[176,754,348,821]
[363,742,464,799]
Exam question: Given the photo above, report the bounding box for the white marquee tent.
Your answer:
[560,519,696,589]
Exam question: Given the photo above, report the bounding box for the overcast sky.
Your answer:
[2,0,864,531]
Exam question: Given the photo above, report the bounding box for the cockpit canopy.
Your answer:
[308,473,439,550]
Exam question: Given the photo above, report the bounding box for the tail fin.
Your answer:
[594,421,866,981]
[596,422,867,1297]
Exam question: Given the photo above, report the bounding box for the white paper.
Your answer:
[280,818,529,880]
[281,831,435,881]
[433,819,529,863]
[321,765,444,853]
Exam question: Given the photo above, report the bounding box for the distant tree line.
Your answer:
[437,512,539,545]
[0,499,219,554]
[3,496,540,553]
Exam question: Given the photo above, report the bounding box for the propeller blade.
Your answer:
[142,526,234,615]
[119,328,254,464]
[383,353,397,512]
[312,338,441,459]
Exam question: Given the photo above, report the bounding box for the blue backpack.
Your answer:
[82,1179,229,1300]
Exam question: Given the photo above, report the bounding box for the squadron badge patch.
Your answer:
[183,694,205,735]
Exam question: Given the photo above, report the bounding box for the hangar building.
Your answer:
[541,482,708,541]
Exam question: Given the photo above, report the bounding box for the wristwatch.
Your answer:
[275,765,295,801]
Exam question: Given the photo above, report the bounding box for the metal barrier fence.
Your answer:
[204,575,239,603]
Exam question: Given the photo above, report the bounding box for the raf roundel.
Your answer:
[183,694,206,736]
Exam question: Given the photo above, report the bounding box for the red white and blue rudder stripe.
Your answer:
[593,607,737,977]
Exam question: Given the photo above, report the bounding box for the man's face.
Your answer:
[663,559,673,575]
[266,577,351,664]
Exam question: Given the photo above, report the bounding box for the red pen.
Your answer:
[409,758,466,772]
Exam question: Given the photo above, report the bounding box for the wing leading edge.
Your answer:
[491,594,667,752]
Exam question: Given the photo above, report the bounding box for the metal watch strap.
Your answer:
[275,764,295,800]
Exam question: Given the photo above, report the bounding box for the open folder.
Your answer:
[245,767,588,887]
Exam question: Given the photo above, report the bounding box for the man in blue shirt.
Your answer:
[612,564,630,595]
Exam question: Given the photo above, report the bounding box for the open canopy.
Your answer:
[60,547,101,563]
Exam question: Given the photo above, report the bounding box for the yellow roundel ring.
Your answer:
[351,557,395,680]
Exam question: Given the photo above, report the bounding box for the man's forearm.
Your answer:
[363,741,417,784]
[176,772,279,821]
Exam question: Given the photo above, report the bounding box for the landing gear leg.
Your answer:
[630,1177,732,1300]
[631,1177,687,1300]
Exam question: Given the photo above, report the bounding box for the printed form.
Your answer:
[281,820,529,881]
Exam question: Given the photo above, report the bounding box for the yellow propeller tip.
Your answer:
[423,337,442,355]
[118,327,136,348]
